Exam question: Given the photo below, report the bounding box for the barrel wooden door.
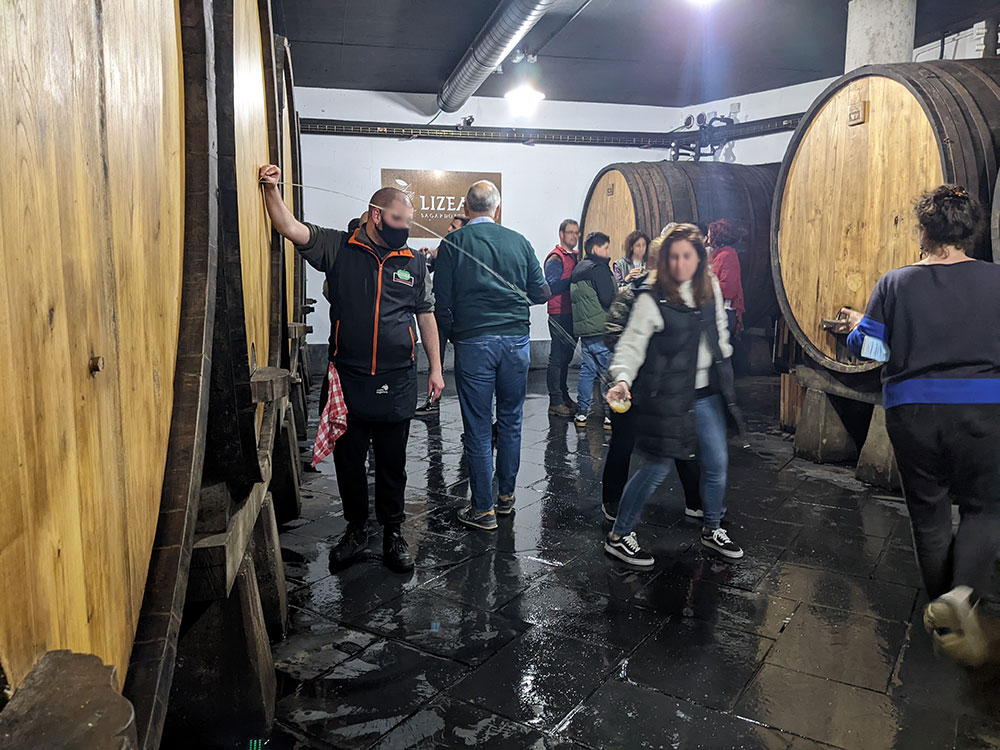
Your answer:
[0,0,185,691]
[773,60,1000,373]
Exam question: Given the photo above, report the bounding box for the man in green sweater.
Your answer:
[433,181,550,530]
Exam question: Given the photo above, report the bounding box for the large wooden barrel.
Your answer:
[581,161,780,329]
[1,0,300,745]
[0,0,210,712]
[773,60,1000,374]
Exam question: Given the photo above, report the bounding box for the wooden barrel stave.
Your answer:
[772,60,1000,375]
[205,0,285,489]
[581,160,780,329]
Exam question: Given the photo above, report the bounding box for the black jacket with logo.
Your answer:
[296,223,434,420]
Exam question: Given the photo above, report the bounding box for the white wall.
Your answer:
[296,89,688,346]
[297,21,988,347]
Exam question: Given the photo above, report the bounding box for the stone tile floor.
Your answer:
[257,371,1000,750]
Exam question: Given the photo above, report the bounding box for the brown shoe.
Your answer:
[548,403,574,418]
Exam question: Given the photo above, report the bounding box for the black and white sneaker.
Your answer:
[604,532,654,567]
[700,528,744,559]
[602,502,618,522]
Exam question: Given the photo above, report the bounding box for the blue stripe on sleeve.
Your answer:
[856,315,887,340]
[848,315,888,359]
[884,378,1000,408]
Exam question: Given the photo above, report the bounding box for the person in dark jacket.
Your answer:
[604,224,747,567]
[570,232,616,429]
[841,185,1000,667]
[434,181,550,530]
[258,165,445,575]
[602,226,703,524]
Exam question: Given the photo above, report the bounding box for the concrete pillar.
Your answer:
[845,0,917,72]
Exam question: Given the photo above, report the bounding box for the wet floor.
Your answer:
[261,368,1000,750]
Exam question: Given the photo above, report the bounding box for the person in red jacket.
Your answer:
[707,219,745,342]
[545,219,581,417]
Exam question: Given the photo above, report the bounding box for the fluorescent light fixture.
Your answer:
[504,84,545,116]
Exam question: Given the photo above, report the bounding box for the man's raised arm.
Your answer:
[259,164,310,246]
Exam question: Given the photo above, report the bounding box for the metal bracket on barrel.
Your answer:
[821,311,851,336]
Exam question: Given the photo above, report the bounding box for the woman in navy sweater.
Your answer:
[842,185,1000,666]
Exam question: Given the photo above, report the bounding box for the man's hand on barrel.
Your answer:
[258,164,281,188]
[838,307,863,331]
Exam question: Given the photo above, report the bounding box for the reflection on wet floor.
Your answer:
[264,370,1000,750]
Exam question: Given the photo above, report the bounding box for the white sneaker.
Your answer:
[574,413,588,428]
[924,585,998,667]
[684,507,704,519]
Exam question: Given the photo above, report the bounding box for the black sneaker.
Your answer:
[604,532,654,567]
[495,494,516,515]
[329,523,370,571]
[415,399,440,418]
[700,528,744,559]
[383,526,414,573]
[602,502,618,522]
[457,506,498,530]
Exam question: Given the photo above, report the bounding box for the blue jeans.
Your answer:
[454,335,531,512]
[578,335,611,415]
[612,394,729,536]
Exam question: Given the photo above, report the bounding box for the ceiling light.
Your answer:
[504,84,545,116]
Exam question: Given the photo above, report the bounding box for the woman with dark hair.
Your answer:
[707,219,745,340]
[841,184,1000,666]
[603,224,747,567]
[613,230,650,289]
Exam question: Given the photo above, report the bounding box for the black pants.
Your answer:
[602,407,702,511]
[333,417,410,528]
[547,313,578,405]
[886,403,1000,612]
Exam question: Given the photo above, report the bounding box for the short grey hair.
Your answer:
[466,180,501,214]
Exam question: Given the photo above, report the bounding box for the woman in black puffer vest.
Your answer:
[602,227,704,524]
[604,224,748,568]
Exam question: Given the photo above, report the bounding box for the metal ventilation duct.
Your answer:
[436,0,558,113]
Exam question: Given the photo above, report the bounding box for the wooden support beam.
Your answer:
[250,366,290,404]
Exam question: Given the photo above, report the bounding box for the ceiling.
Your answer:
[275,0,1000,108]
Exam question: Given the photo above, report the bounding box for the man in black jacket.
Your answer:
[259,165,445,573]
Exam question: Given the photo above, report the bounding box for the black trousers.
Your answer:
[547,313,578,405]
[333,417,410,528]
[602,407,701,511]
[886,403,1000,612]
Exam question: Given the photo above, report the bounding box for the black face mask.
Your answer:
[376,215,410,249]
